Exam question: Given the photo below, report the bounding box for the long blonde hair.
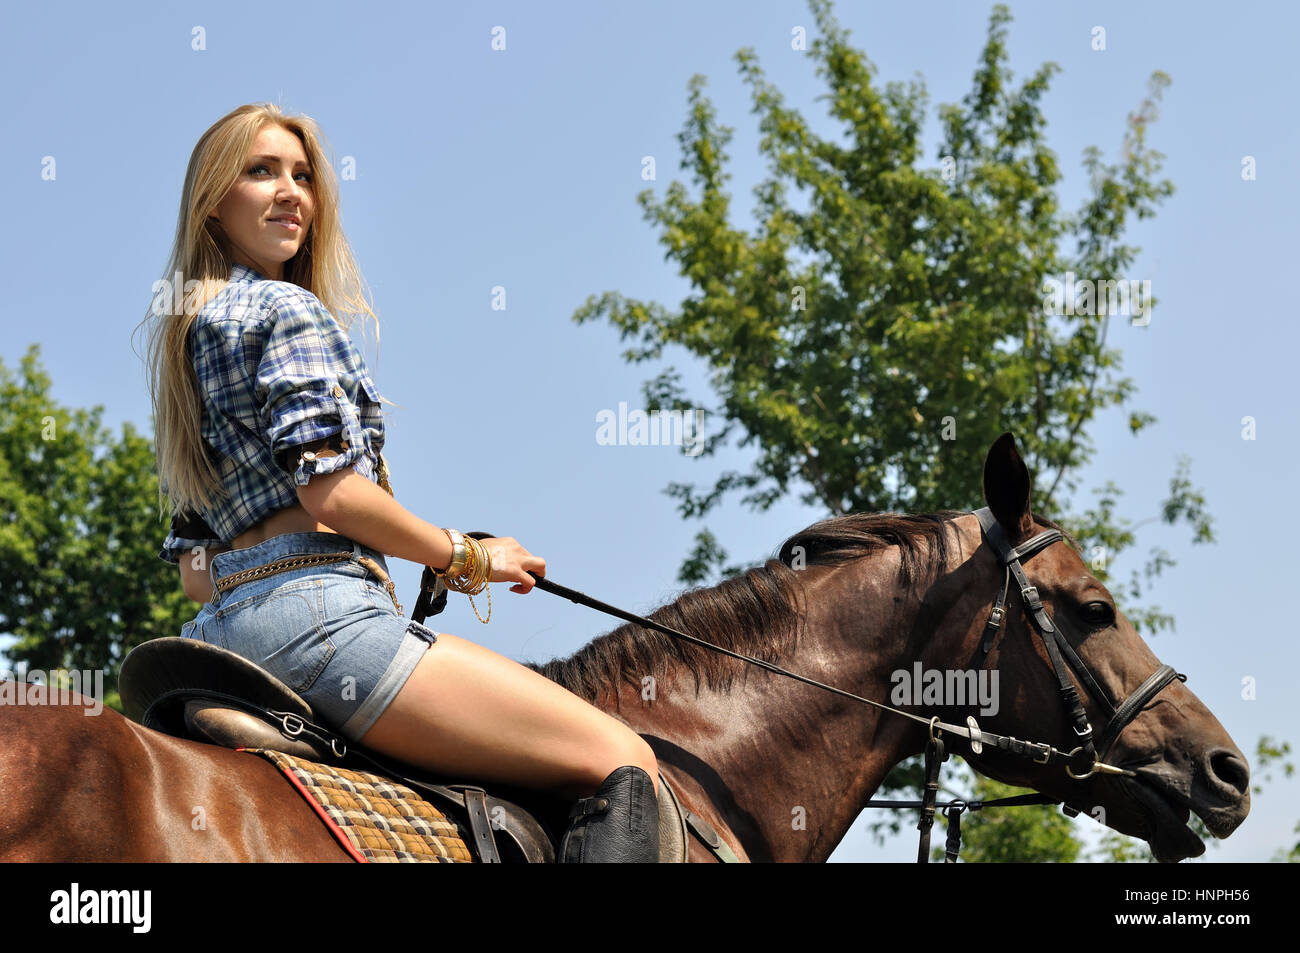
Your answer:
[136,103,378,521]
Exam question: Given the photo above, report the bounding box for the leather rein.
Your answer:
[414,508,1185,863]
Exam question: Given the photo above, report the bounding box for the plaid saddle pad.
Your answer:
[240,747,474,863]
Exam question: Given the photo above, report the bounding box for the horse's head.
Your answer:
[946,432,1249,862]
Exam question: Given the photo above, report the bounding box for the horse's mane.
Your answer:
[522,508,1072,700]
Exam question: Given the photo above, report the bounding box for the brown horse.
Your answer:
[0,433,1249,861]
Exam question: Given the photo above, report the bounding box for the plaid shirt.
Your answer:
[159,262,386,564]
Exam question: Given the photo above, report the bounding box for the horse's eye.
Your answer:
[1079,601,1115,628]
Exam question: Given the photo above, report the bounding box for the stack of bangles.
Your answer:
[435,528,492,623]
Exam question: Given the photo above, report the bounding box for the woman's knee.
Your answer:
[583,723,658,794]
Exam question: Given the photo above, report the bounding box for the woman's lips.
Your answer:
[269,220,300,231]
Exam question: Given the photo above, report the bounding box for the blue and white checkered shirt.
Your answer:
[159,262,386,564]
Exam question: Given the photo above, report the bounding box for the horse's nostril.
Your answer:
[1206,748,1250,796]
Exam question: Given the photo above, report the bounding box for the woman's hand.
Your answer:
[479,537,546,594]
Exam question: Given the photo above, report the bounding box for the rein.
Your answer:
[430,508,1184,863]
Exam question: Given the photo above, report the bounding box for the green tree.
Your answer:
[573,0,1212,858]
[0,344,188,711]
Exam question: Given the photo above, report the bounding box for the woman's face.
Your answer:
[209,124,315,282]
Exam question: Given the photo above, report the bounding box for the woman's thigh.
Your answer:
[358,631,657,798]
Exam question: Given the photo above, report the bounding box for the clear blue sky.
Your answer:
[1,0,1295,862]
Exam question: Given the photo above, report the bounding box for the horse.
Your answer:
[0,433,1249,861]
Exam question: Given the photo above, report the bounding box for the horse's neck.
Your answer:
[606,560,927,862]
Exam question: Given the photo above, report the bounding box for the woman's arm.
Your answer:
[295,468,544,594]
[296,468,455,571]
[249,291,542,588]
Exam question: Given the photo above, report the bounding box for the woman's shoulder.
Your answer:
[196,277,334,335]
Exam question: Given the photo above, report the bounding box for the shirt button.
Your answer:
[333,385,344,398]
[302,451,316,461]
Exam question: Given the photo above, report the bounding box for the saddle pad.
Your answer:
[240,747,474,863]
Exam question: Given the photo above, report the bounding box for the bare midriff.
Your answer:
[231,503,339,551]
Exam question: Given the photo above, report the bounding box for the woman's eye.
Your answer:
[249,164,312,182]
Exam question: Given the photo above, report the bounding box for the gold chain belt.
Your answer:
[213,551,403,614]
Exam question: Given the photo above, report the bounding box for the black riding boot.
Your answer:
[558,765,659,863]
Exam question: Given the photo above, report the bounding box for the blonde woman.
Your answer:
[140,103,659,862]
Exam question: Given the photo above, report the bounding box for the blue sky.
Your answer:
[1,0,1296,862]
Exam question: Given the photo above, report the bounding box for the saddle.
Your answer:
[118,637,691,863]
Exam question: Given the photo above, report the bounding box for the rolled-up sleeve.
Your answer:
[256,291,373,487]
[159,508,225,565]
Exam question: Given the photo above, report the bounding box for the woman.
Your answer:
[139,103,659,862]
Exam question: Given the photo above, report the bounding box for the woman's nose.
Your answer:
[278,175,308,203]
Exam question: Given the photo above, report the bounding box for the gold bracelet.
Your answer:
[446,536,488,595]
[437,528,468,577]
[456,537,479,591]
[447,541,470,590]
[444,535,492,623]
[467,536,491,622]
[467,536,490,590]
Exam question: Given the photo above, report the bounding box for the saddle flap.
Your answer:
[184,700,337,762]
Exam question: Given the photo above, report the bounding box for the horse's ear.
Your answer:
[982,432,1035,541]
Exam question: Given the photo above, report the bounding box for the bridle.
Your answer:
[866,508,1186,862]
[967,506,1185,781]
[478,507,1187,862]
[864,508,1185,861]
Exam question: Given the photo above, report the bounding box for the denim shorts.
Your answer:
[179,532,439,744]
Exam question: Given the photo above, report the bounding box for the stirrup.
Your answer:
[558,765,659,863]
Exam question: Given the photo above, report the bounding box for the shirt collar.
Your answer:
[230,262,270,283]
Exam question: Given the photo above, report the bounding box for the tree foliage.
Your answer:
[0,344,185,710]
[574,1,1206,630]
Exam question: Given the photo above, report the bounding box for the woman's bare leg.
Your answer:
[358,632,658,800]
